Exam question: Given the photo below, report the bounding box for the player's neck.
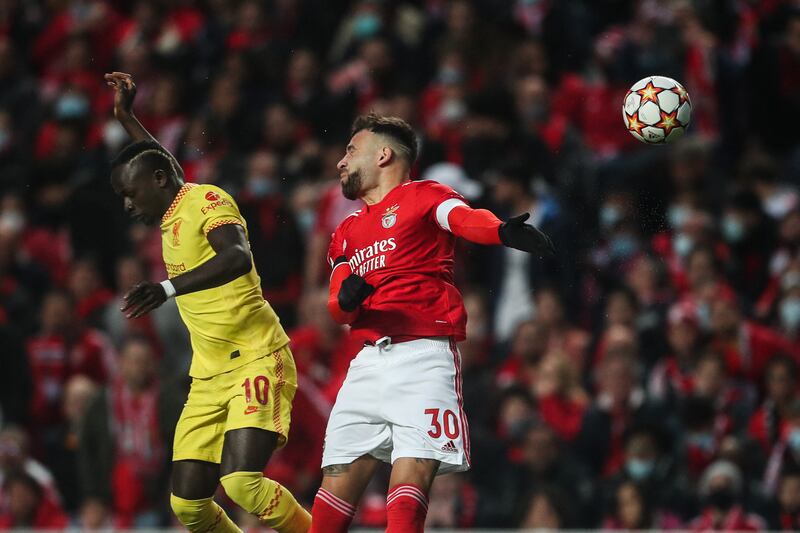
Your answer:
[361,173,409,206]
[159,180,185,218]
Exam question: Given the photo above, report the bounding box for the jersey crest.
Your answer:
[172,220,182,246]
[382,204,399,229]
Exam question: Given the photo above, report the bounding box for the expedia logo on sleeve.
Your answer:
[201,190,233,214]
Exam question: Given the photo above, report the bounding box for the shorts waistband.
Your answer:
[362,336,452,352]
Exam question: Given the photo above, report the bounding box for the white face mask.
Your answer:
[103,120,128,151]
[0,210,25,234]
[780,297,800,331]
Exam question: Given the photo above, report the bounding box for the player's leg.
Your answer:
[218,347,309,533]
[171,380,240,533]
[312,344,392,532]
[309,455,382,533]
[385,458,440,533]
[384,337,472,533]
[219,427,310,533]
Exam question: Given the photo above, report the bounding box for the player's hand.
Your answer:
[498,213,556,255]
[338,274,374,312]
[121,282,167,318]
[104,72,137,118]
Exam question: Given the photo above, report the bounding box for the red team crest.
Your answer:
[381,204,399,228]
[172,220,182,246]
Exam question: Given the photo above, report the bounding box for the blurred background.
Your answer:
[0,0,799,530]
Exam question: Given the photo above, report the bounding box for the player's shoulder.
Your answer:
[333,208,363,234]
[186,183,239,212]
[406,179,465,204]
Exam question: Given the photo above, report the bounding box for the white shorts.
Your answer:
[321,336,471,475]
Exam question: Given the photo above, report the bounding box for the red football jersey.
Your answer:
[328,180,468,342]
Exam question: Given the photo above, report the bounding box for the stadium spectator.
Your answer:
[78,337,174,528]
[602,480,683,530]
[689,460,766,531]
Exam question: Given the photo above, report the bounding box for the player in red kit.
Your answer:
[309,114,554,533]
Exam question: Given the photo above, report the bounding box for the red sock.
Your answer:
[385,484,428,533]
[310,488,355,533]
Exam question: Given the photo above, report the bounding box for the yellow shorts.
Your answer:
[172,345,298,464]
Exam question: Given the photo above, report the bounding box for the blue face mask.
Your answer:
[353,13,382,38]
[687,432,716,453]
[438,67,464,86]
[626,458,655,480]
[789,428,800,451]
[696,303,712,330]
[667,205,690,229]
[56,94,90,120]
[600,205,622,229]
[673,233,694,257]
[780,298,800,331]
[248,177,277,198]
[610,234,639,260]
[296,210,315,233]
[722,215,745,243]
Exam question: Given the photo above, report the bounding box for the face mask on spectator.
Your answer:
[353,13,382,38]
[440,98,466,123]
[706,486,736,511]
[102,120,128,151]
[696,303,712,330]
[788,428,800,452]
[438,67,464,86]
[609,234,638,260]
[600,205,622,230]
[673,233,694,257]
[667,204,690,229]
[722,215,745,243]
[296,210,315,233]
[55,93,89,120]
[780,298,800,332]
[0,210,25,234]
[625,458,654,480]
[687,432,716,453]
[247,176,277,198]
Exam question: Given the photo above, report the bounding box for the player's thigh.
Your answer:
[389,458,440,493]
[220,427,279,476]
[173,378,228,465]
[320,454,382,506]
[224,348,298,449]
[386,338,470,475]
[172,460,220,500]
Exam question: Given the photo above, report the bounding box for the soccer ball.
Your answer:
[622,76,691,144]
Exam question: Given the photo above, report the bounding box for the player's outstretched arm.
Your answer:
[327,257,373,324]
[446,205,555,255]
[121,224,252,318]
[104,72,185,181]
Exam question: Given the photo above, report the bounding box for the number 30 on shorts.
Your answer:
[242,376,270,405]
[424,408,459,439]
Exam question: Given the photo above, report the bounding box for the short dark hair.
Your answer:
[351,113,418,166]
[110,140,177,178]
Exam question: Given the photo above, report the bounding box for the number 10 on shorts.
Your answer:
[242,376,269,408]
[425,408,460,439]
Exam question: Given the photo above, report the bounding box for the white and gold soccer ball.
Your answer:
[622,76,692,144]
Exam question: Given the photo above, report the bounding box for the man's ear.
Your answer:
[153,169,168,187]
[377,146,393,168]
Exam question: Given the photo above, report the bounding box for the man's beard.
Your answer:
[341,170,363,200]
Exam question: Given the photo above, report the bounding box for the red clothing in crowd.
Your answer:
[713,322,799,381]
[537,393,587,442]
[690,506,765,532]
[26,329,115,426]
[748,402,793,454]
[0,494,69,530]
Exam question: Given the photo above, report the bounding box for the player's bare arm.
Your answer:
[104,71,185,180]
[121,224,252,318]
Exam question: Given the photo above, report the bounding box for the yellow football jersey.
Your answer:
[160,183,290,378]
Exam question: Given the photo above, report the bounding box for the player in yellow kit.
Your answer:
[105,72,310,533]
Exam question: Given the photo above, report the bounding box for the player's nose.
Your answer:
[124,197,135,212]
[336,157,347,171]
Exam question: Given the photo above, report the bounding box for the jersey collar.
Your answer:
[161,183,196,225]
[362,180,409,213]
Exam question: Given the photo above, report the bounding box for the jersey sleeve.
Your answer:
[327,224,348,270]
[417,181,468,232]
[195,186,245,235]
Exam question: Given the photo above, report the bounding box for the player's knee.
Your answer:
[220,471,269,515]
[170,494,212,528]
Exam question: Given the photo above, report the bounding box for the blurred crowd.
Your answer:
[0,0,800,530]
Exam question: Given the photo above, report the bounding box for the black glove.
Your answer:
[338,274,375,312]
[498,213,556,255]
